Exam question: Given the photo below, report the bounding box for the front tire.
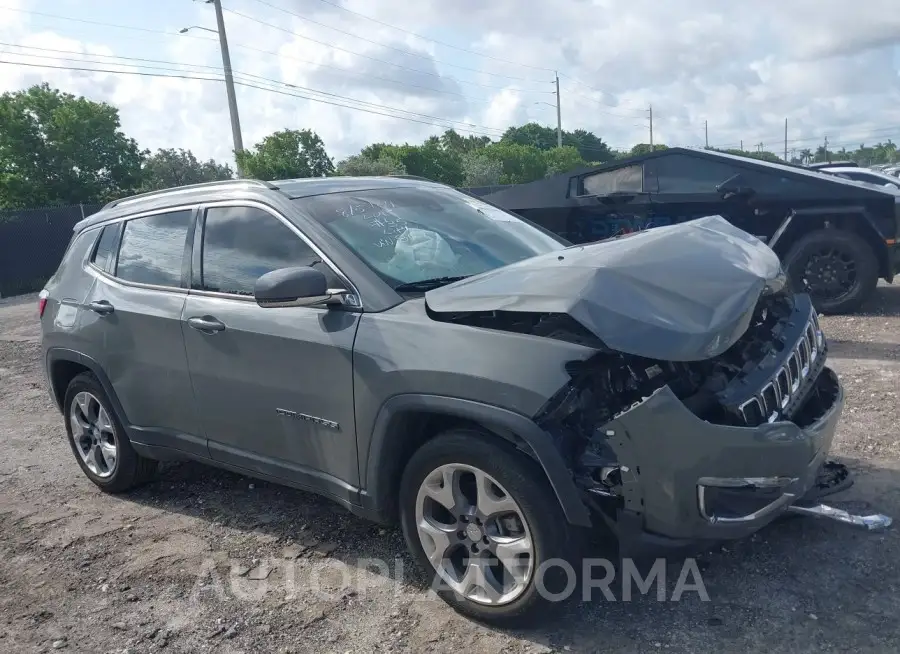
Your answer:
[783,228,879,315]
[63,372,157,493]
[399,429,580,624]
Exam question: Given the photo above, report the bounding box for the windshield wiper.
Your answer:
[394,276,470,292]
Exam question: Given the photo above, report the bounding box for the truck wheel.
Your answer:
[64,372,158,493]
[399,429,580,625]
[782,229,878,314]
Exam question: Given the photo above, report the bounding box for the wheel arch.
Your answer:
[361,394,592,528]
[769,207,891,281]
[46,348,130,424]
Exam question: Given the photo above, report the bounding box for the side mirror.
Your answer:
[254,266,348,308]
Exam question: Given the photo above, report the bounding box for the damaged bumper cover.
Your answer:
[593,366,850,552]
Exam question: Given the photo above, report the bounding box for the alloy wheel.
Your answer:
[414,463,534,606]
[802,246,857,302]
[69,391,118,479]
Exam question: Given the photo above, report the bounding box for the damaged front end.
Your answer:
[532,290,890,554]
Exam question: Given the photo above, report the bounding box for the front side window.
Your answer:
[582,165,643,195]
[115,210,193,287]
[296,186,564,290]
[199,205,330,296]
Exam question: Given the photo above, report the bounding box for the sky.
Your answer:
[1,0,899,166]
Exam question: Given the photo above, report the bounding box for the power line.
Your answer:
[557,72,646,108]
[224,7,555,91]
[0,40,499,105]
[711,127,900,151]
[296,0,557,73]
[0,58,509,137]
[0,49,508,134]
[245,0,552,80]
[557,84,650,119]
[4,5,554,95]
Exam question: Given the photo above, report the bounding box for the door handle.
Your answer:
[187,316,226,334]
[88,300,115,315]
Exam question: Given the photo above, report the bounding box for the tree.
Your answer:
[440,129,491,155]
[0,83,145,208]
[235,129,333,180]
[480,142,548,184]
[141,148,233,191]
[543,146,588,177]
[335,153,406,176]
[621,143,669,158]
[461,151,503,186]
[501,123,614,162]
[359,139,464,185]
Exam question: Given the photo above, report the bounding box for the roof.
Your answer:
[475,147,892,211]
[75,175,443,232]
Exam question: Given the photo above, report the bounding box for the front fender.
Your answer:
[363,393,592,528]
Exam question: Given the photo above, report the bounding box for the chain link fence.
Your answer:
[0,204,101,298]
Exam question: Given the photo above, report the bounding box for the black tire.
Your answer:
[782,228,878,315]
[63,372,157,493]
[399,429,581,625]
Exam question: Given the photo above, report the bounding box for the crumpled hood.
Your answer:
[425,215,785,361]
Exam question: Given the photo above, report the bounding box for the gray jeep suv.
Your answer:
[41,176,849,622]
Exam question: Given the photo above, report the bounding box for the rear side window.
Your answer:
[199,205,325,296]
[115,210,193,287]
[91,224,120,272]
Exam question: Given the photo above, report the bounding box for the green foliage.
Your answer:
[235,129,334,180]
[0,83,145,208]
[543,146,589,177]
[500,122,614,162]
[335,153,406,176]
[461,151,503,186]
[479,142,549,184]
[141,148,234,191]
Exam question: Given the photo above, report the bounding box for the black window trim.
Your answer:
[83,204,199,294]
[189,200,361,305]
[85,222,121,275]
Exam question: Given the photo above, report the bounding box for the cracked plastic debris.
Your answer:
[787,503,893,530]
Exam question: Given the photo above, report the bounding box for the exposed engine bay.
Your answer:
[434,289,842,510]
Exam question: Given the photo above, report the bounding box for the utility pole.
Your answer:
[824,135,830,163]
[704,120,709,148]
[211,0,244,175]
[649,105,654,151]
[740,139,743,152]
[554,73,562,148]
[784,118,788,162]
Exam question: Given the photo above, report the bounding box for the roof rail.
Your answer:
[102,179,277,210]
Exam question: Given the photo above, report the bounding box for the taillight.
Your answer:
[38,290,48,318]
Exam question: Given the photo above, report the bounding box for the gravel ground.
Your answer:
[0,284,898,654]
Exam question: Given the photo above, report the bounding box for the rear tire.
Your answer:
[63,372,158,493]
[783,228,878,315]
[399,429,581,625]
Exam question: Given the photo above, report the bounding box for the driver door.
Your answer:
[181,202,361,498]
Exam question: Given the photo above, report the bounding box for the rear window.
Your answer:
[115,210,193,287]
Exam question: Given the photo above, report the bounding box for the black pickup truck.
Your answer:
[466,148,900,314]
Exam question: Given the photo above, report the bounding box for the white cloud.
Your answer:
[1,0,898,167]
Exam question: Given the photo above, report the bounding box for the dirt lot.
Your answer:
[0,285,898,654]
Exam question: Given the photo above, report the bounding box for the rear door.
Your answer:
[78,208,203,455]
[181,201,361,500]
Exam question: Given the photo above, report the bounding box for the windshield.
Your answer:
[296,186,565,290]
